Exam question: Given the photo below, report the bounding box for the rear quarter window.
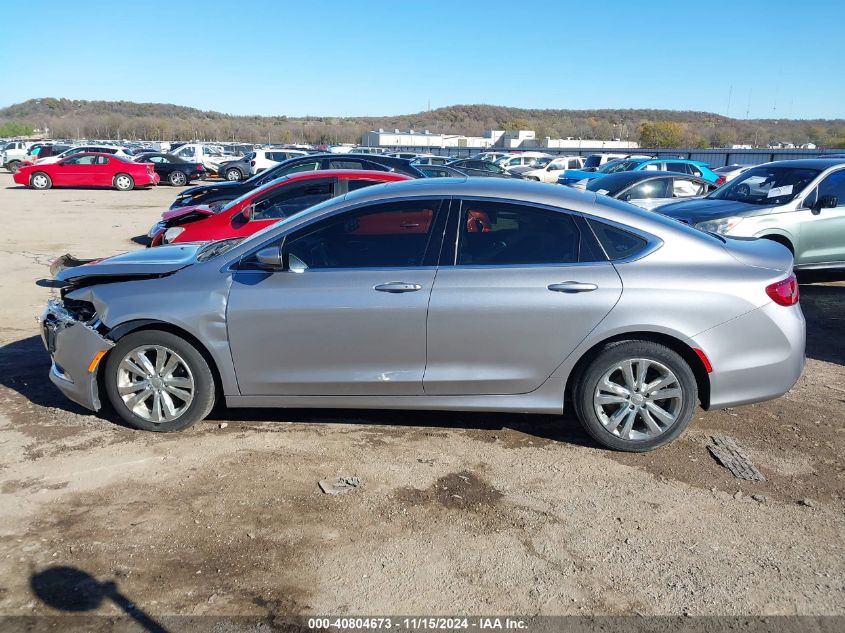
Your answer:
[587,219,649,260]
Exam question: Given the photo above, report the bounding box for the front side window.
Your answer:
[63,155,97,165]
[457,201,582,266]
[624,178,671,200]
[284,200,442,270]
[252,181,334,221]
[815,170,845,206]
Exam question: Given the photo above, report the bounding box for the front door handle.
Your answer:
[548,281,598,293]
[374,282,423,293]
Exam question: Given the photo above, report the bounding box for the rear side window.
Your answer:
[588,219,649,260]
[329,159,386,171]
[347,179,383,192]
[457,201,582,266]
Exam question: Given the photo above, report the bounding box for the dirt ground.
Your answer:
[0,172,842,623]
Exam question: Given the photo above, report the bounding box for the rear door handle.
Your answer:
[374,282,423,293]
[548,281,598,293]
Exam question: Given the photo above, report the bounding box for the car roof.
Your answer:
[757,158,845,169]
[590,170,707,187]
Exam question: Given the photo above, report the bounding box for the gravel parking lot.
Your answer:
[0,173,843,620]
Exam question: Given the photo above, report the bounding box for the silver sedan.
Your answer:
[40,178,805,451]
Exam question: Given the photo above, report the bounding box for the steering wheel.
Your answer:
[735,183,751,197]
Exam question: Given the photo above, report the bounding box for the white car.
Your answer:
[172,143,238,175]
[0,140,33,172]
[494,152,553,172]
[249,148,309,175]
[713,164,752,182]
[518,156,585,183]
[34,145,132,165]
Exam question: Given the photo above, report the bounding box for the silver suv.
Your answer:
[658,159,845,271]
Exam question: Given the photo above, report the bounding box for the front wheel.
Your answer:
[574,340,697,452]
[114,173,134,191]
[225,168,243,181]
[31,172,52,189]
[6,160,21,174]
[103,330,216,432]
[168,170,187,186]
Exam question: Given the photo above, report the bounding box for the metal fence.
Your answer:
[370,146,843,167]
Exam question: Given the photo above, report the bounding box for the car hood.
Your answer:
[657,198,774,223]
[161,204,216,222]
[56,244,202,282]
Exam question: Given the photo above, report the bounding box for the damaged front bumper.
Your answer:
[39,299,114,412]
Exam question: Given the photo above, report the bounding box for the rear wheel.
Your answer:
[104,330,216,432]
[574,340,697,452]
[114,173,134,191]
[168,170,187,186]
[6,160,21,174]
[31,172,52,189]
[225,167,243,181]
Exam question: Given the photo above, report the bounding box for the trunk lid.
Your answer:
[721,236,793,273]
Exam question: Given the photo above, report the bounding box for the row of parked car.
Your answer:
[7,142,845,274]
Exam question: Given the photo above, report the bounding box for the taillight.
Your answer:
[250,160,255,166]
[197,164,203,171]
[716,175,726,186]
[766,274,799,306]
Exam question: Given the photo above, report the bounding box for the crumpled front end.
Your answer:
[39,299,114,412]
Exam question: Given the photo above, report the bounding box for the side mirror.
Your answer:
[241,204,255,222]
[621,194,631,202]
[253,245,283,270]
[813,195,838,215]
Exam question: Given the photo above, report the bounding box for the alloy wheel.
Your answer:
[116,345,195,423]
[593,358,683,440]
[32,174,48,188]
[115,175,132,190]
[170,171,187,185]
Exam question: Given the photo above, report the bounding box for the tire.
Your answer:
[113,173,134,191]
[103,330,216,432]
[225,168,243,181]
[168,170,187,186]
[6,160,21,174]
[30,172,52,190]
[573,340,697,452]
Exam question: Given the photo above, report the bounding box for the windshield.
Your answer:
[532,157,552,168]
[584,155,603,168]
[599,160,643,174]
[707,165,820,205]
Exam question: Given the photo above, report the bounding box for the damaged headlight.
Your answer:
[60,297,98,323]
[163,227,186,244]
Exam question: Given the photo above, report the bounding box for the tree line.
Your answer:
[2,98,844,148]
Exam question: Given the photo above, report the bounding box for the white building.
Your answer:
[544,137,639,149]
[361,128,638,150]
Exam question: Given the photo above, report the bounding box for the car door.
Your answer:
[55,155,95,186]
[226,198,448,395]
[798,169,845,265]
[424,199,623,395]
[92,155,114,187]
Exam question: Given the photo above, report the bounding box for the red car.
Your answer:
[13,153,159,191]
[150,170,410,245]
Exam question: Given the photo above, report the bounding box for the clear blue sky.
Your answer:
[1,0,843,120]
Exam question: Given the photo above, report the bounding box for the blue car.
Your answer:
[558,157,722,187]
